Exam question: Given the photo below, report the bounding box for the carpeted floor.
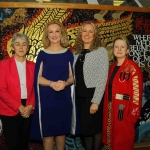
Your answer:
[0,134,86,150]
[0,134,44,150]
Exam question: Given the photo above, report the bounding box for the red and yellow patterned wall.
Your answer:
[1,3,150,147]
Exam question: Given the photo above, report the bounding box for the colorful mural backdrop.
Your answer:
[0,7,150,149]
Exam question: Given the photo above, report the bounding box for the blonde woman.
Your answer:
[74,21,109,150]
[30,20,76,150]
[102,37,143,150]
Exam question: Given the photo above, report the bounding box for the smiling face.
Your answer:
[12,38,28,61]
[47,23,62,45]
[81,23,95,48]
[113,39,129,60]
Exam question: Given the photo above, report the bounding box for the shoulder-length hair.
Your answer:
[112,37,130,62]
[42,20,69,49]
[74,21,102,54]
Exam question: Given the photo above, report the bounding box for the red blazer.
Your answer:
[102,58,143,150]
[0,56,35,116]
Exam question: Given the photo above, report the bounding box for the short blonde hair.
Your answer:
[42,20,69,49]
[112,37,130,61]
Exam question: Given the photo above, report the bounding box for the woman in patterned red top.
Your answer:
[102,37,143,150]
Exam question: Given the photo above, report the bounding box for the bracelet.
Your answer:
[66,80,70,86]
[48,81,52,87]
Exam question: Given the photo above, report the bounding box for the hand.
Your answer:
[18,105,25,114]
[90,103,99,114]
[57,80,66,91]
[50,81,59,91]
[51,81,66,91]
[20,105,33,118]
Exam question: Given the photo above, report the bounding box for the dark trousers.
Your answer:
[0,99,32,150]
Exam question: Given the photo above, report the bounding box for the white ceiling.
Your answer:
[117,0,150,7]
[90,0,150,7]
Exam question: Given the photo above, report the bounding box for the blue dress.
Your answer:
[30,49,75,140]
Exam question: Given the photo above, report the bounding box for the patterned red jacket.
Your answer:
[102,58,143,150]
